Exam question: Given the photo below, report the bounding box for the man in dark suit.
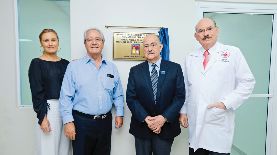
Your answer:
[126,34,186,155]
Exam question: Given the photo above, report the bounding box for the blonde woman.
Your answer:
[28,29,72,155]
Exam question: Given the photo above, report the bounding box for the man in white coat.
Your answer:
[179,18,255,155]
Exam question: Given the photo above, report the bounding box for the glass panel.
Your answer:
[233,97,268,155]
[204,13,272,155]
[17,0,70,106]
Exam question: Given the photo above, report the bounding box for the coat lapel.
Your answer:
[190,51,206,75]
[141,61,155,100]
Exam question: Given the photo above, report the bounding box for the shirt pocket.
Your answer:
[205,108,226,126]
[101,76,115,93]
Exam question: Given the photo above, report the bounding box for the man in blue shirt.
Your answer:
[59,28,124,155]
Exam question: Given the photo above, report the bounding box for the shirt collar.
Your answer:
[148,57,162,68]
[84,54,107,64]
[200,42,219,55]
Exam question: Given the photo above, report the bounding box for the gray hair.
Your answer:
[195,17,218,32]
[143,34,162,44]
[83,28,105,43]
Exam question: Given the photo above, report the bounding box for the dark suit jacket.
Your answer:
[126,60,186,139]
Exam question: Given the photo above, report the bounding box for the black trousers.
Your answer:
[72,111,112,155]
[135,135,174,155]
[189,147,230,155]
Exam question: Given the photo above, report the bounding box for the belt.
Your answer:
[73,110,111,120]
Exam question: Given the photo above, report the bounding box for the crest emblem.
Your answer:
[220,50,230,62]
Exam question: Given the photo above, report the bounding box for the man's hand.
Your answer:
[64,122,76,140]
[152,126,161,134]
[152,115,166,128]
[145,115,166,134]
[40,116,51,133]
[115,116,123,128]
[207,102,226,110]
[145,116,156,130]
[152,115,166,134]
[179,114,189,128]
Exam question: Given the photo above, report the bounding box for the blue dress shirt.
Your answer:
[59,55,124,124]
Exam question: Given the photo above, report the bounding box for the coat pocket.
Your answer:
[205,108,226,126]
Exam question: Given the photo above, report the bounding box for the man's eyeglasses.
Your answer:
[144,42,158,49]
[85,37,103,43]
[196,26,215,34]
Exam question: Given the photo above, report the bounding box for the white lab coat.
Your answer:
[181,42,255,153]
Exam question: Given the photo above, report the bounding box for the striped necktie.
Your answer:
[151,64,158,102]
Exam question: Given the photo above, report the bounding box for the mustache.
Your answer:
[202,35,211,40]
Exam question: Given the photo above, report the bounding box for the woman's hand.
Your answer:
[40,116,51,133]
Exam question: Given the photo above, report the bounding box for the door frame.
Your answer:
[195,1,277,155]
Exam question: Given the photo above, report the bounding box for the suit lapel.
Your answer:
[156,60,167,100]
[141,61,155,99]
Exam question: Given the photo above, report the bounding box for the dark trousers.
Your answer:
[189,147,230,155]
[72,111,112,155]
[135,135,174,155]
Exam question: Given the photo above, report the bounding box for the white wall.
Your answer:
[70,0,197,154]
